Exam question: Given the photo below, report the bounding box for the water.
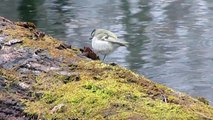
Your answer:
[1,0,213,104]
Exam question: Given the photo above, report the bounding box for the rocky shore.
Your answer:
[0,16,213,120]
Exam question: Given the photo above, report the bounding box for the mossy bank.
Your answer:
[0,16,213,120]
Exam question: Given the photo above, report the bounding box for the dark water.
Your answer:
[1,0,213,104]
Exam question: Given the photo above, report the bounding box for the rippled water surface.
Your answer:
[1,0,213,104]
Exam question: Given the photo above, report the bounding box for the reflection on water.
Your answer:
[1,0,213,104]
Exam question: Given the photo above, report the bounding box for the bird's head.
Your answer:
[89,29,96,40]
[89,29,117,41]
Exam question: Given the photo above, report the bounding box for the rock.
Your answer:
[197,97,209,105]
[0,16,213,120]
[0,76,6,90]
[51,104,65,113]
[0,16,13,28]
[0,99,29,120]
[15,22,36,29]
[18,82,30,90]
[4,39,23,46]
[57,71,80,83]
[80,47,99,60]
[56,43,72,50]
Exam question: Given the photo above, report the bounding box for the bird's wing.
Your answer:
[105,37,128,46]
[99,33,128,46]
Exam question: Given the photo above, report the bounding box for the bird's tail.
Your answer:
[118,41,129,47]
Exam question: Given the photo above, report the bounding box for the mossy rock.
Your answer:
[0,16,213,120]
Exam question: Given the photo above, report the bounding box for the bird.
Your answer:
[90,29,128,61]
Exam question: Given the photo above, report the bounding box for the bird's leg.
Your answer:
[103,54,107,61]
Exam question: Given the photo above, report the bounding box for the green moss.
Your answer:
[1,21,213,119]
[24,75,204,119]
[197,97,209,105]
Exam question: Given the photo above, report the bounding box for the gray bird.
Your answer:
[90,29,128,60]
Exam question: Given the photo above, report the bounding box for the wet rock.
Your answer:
[20,62,49,72]
[0,99,30,120]
[0,46,61,74]
[9,82,30,97]
[0,47,29,66]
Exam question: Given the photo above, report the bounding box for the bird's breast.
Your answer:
[92,37,115,55]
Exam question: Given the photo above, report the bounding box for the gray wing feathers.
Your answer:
[105,38,128,46]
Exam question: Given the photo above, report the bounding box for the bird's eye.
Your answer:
[105,35,109,39]
[104,33,109,39]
